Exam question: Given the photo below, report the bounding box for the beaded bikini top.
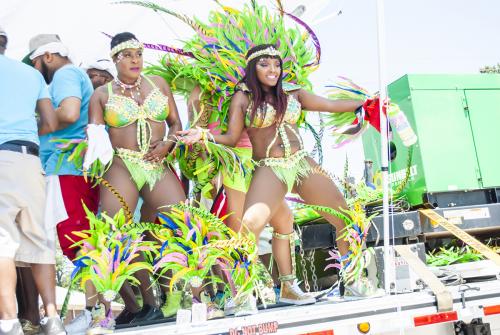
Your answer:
[104,76,169,128]
[238,83,304,158]
[104,76,169,153]
[239,83,302,129]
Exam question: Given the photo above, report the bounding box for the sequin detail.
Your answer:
[104,84,169,129]
[245,94,301,128]
[115,148,166,190]
[104,77,169,154]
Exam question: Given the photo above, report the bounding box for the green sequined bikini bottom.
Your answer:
[257,149,312,192]
[115,148,166,191]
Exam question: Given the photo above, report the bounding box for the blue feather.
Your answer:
[112,245,119,271]
[352,224,362,236]
[223,32,242,52]
[159,240,169,257]
[203,44,223,50]
[121,238,132,261]
[340,251,352,262]
[158,212,178,230]
[175,242,192,255]
[71,256,90,279]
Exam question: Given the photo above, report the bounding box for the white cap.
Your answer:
[85,59,116,78]
[23,34,73,65]
[30,41,69,60]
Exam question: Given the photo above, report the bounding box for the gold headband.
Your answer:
[110,39,144,58]
[246,47,282,64]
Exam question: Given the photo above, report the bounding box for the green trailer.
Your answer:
[363,74,500,206]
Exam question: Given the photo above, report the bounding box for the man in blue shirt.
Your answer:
[25,34,102,335]
[0,27,65,335]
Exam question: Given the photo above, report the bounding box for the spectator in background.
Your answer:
[0,26,65,335]
[23,34,102,334]
[0,27,6,54]
[85,59,114,89]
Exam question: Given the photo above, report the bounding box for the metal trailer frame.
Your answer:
[115,278,500,335]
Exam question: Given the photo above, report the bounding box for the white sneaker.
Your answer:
[65,309,92,335]
[343,277,385,301]
[223,297,236,316]
[234,294,258,317]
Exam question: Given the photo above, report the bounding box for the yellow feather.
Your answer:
[170,268,191,292]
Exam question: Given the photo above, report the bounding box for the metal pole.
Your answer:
[376,0,393,294]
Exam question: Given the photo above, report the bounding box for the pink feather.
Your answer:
[324,263,342,271]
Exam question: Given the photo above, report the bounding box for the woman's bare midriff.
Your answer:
[246,124,302,160]
[108,120,166,151]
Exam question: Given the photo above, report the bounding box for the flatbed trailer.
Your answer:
[116,271,500,335]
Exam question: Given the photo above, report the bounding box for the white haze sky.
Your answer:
[2,0,499,178]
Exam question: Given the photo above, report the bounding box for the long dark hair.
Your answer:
[243,44,287,125]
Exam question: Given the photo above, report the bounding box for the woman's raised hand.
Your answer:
[144,140,169,162]
[176,128,202,146]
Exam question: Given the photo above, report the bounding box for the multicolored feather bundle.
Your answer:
[153,203,259,298]
[324,77,417,149]
[70,206,154,302]
[142,0,318,125]
[290,199,376,285]
[168,139,254,198]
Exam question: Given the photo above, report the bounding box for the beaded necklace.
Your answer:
[115,75,142,103]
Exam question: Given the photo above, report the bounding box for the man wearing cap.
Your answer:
[24,33,98,262]
[85,59,114,89]
[0,27,65,335]
[24,34,100,330]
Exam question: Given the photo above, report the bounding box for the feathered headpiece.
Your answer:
[246,46,282,64]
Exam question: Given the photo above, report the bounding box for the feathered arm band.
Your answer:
[52,124,113,180]
[324,78,417,148]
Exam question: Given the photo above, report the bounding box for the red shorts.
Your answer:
[56,175,99,260]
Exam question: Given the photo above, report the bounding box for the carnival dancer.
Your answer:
[85,32,227,325]
[85,32,181,325]
[186,85,281,313]
[179,44,382,309]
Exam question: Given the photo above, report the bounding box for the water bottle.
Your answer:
[387,104,417,147]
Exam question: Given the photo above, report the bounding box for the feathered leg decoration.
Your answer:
[70,206,154,302]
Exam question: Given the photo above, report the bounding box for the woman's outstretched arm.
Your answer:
[298,88,363,113]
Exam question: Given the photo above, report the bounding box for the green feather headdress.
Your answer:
[125,0,321,193]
